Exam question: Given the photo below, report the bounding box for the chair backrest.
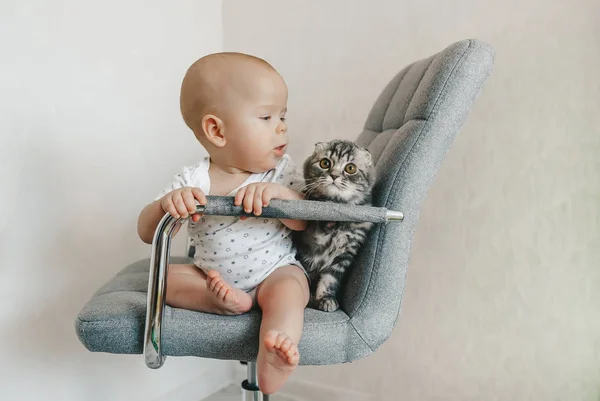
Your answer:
[342,39,494,350]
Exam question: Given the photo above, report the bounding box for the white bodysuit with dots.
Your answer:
[155,154,305,292]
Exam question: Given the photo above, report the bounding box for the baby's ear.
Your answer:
[202,114,226,147]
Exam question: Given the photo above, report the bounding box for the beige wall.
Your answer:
[224,1,600,400]
[0,1,231,400]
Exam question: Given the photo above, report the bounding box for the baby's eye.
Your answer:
[260,116,271,121]
[280,116,286,122]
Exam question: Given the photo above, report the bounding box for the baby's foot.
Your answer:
[205,270,253,315]
[257,330,299,394]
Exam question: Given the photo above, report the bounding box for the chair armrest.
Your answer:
[198,195,403,222]
[143,196,403,368]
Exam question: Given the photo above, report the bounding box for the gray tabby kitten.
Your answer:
[293,140,376,312]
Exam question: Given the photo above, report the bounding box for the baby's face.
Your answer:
[223,70,289,173]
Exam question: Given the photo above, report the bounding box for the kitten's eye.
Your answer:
[344,163,357,174]
[260,116,271,121]
[319,158,331,170]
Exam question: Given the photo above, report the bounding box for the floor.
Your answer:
[203,383,297,401]
[203,380,375,401]
[203,364,374,401]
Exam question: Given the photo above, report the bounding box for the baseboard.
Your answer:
[154,361,234,401]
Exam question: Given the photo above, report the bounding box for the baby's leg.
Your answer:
[254,265,309,394]
[166,264,253,315]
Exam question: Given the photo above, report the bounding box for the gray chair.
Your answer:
[75,39,494,399]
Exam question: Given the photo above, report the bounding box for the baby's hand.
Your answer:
[160,187,207,222]
[234,183,289,216]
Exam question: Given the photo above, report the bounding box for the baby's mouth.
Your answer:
[274,144,287,155]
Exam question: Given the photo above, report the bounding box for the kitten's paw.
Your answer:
[317,297,339,312]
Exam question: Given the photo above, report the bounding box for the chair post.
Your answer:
[241,361,269,400]
[143,212,183,369]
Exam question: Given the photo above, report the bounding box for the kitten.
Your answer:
[293,140,376,312]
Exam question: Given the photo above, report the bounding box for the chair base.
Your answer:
[240,361,269,401]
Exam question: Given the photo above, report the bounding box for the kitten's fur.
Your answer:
[294,140,376,312]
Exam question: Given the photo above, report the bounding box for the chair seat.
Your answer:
[75,257,372,365]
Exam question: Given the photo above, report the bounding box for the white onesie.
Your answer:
[155,154,305,292]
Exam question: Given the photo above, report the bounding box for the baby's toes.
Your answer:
[274,332,287,348]
[275,348,287,361]
[206,270,220,280]
[279,337,292,353]
[284,345,299,365]
[288,349,299,365]
[217,284,230,299]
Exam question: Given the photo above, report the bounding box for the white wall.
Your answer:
[224,0,600,400]
[0,1,231,400]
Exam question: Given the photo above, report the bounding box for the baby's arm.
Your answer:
[234,183,307,231]
[137,187,207,244]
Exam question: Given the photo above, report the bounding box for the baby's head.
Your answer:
[180,52,289,173]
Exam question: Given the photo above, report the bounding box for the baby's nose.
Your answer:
[276,121,287,134]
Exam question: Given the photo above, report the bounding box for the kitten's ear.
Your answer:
[314,142,329,153]
[359,147,373,165]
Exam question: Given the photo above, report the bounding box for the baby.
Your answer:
[136,52,309,395]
